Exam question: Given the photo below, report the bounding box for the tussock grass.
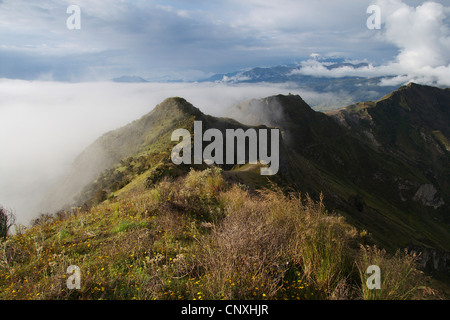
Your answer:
[0,168,439,300]
[356,245,439,300]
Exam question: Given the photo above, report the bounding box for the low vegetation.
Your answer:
[0,206,16,240]
[0,168,440,300]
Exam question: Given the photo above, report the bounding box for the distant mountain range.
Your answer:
[113,60,402,110]
[201,61,370,83]
[200,62,401,110]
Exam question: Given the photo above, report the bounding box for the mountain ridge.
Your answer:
[42,84,450,260]
[226,83,450,255]
[40,96,277,212]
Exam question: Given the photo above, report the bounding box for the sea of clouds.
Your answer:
[0,80,326,225]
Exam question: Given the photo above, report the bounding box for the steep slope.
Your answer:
[42,86,449,274]
[330,83,449,214]
[5,88,450,301]
[227,88,450,258]
[40,97,199,212]
[328,84,450,256]
[41,97,275,212]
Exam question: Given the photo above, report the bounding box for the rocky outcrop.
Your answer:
[413,184,445,209]
[407,245,450,275]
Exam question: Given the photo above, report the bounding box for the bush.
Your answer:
[31,213,55,227]
[195,187,359,299]
[196,186,293,299]
[145,164,173,188]
[0,206,16,240]
[92,190,107,205]
[183,167,226,198]
[156,167,228,222]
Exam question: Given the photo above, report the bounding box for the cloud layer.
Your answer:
[0,80,312,224]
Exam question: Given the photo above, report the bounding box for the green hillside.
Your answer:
[1,85,449,300]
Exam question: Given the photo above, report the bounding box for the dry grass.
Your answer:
[356,245,440,300]
[196,187,361,300]
[0,168,440,300]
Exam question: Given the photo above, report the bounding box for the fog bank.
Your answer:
[1,80,320,225]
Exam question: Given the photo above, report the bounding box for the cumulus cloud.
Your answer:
[292,1,450,87]
[382,0,450,68]
[290,59,378,78]
[379,0,450,85]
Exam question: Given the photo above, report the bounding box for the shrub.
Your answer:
[183,167,226,198]
[31,213,55,227]
[0,168,440,300]
[196,187,358,300]
[197,187,293,299]
[0,206,16,240]
[145,164,173,188]
[92,190,107,205]
[162,167,227,222]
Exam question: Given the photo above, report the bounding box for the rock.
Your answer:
[413,184,445,209]
[408,245,450,275]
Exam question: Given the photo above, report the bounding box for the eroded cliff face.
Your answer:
[408,245,450,275]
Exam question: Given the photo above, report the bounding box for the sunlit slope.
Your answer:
[45,85,450,264]
[2,168,441,300]
[42,97,274,212]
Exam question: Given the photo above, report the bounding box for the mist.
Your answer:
[1,79,330,225]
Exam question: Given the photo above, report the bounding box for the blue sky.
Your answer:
[0,0,449,82]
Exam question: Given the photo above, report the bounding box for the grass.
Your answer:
[356,245,438,300]
[0,168,441,300]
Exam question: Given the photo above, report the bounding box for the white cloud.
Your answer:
[290,59,379,78]
[382,1,450,68]
[378,0,450,85]
[291,1,450,87]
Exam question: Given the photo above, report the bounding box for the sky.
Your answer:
[1,0,450,225]
[0,0,449,82]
